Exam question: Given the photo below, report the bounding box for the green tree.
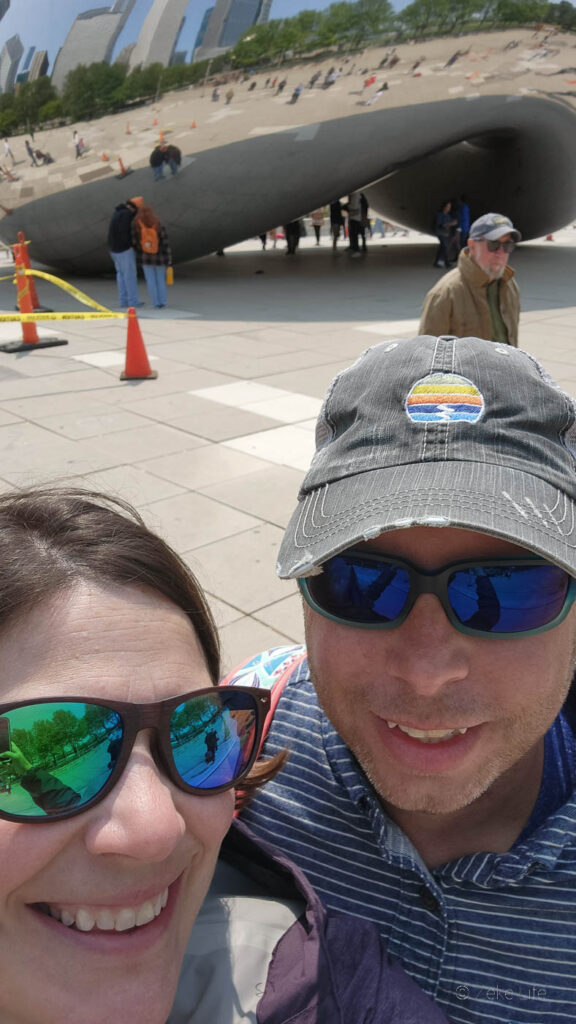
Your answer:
[546,0,576,26]
[61,61,127,120]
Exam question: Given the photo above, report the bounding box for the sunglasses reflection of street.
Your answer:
[0,688,268,821]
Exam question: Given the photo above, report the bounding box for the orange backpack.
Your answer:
[139,222,159,255]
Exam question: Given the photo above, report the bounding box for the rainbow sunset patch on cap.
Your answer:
[405,373,484,423]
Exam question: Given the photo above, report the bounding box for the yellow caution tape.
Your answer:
[22,270,114,313]
[0,311,125,321]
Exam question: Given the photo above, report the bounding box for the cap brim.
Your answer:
[278,461,576,578]
[481,227,521,242]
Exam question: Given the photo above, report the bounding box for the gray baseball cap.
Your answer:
[278,336,576,579]
[468,212,521,243]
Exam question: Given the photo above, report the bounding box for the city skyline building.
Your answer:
[0,33,23,94]
[22,45,35,72]
[194,6,214,52]
[51,0,137,92]
[128,0,190,71]
[194,0,272,61]
[0,0,9,24]
[28,49,49,81]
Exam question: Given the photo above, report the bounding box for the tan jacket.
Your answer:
[419,248,520,346]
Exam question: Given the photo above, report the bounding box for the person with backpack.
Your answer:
[130,198,172,309]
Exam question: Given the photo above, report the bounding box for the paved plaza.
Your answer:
[0,229,575,671]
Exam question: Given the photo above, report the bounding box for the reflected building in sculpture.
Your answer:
[0,33,23,94]
[128,0,190,71]
[28,50,49,82]
[2,27,576,273]
[0,0,9,23]
[195,0,272,61]
[51,0,137,93]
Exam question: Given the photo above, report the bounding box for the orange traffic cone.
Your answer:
[120,308,157,381]
[0,244,66,353]
[158,129,164,144]
[16,231,52,311]
[190,120,196,129]
[152,117,158,126]
[14,245,41,346]
[102,152,109,161]
[126,121,131,134]
[118,156,128,176]
[546,234,554,241]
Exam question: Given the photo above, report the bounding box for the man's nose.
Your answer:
[385,594,470,697]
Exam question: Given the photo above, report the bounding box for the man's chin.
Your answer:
[365,764,495,816]
[479,262,506,280]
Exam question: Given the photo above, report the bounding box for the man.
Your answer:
[25,139,37,167]
[149,144,165,182]
[344,191,364,257]
[107,198,142,308]
[419,212,521,345]
[227,335,576,1023]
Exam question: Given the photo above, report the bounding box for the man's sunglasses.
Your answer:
[484,239,515,253]
[299,550,576,639]
[0,686,269,823]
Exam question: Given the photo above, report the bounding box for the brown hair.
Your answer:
[0,486,285,805]
[133,203,160,230]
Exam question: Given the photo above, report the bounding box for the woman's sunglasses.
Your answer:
[0,686,269,823]
[484,239,515,253]
[299,550,576,639]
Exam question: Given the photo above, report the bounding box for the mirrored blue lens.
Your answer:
[309,555,411,623]
[448,564,570,633]
[170,691,258,790]
[0,702,122,819]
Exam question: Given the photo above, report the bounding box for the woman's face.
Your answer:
[0,582,233,1024]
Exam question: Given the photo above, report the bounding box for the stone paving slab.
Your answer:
[1,230,576,670]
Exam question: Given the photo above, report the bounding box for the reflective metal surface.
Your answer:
[2,26,576,273]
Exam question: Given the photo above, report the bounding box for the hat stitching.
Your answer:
[295,485,575,543]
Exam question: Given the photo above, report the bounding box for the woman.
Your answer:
[309,208,324,245]
[0,486,448,1024]
[130,197,172,308]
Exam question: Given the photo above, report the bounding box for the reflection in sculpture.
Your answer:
[2,28,576,273]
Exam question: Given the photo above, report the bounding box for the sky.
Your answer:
[0,0,405,74]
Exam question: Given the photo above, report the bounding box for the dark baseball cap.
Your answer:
[278,336,576,579]
[468,212,521,243]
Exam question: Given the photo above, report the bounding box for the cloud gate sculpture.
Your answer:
[2,29,576,274]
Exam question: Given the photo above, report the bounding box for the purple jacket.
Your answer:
[223,821,449,1024]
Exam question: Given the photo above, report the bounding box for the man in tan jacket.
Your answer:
[419,212,521,346]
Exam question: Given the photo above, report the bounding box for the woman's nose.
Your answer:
[83,733,186,861]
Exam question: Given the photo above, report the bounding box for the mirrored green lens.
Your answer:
[0,702,122,819]
[170,691,258,790]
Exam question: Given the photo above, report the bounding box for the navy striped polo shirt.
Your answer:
[227,645,576,1024]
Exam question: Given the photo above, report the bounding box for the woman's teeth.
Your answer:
[386,722,468,744]
[43,888,169,932]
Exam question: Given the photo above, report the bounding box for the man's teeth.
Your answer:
[386,722,468,744]
[47,888,168,932]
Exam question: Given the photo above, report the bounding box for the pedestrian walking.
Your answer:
[130,199,172,309]
[309,208,325,245]
[3,138,14,167]
[25,140,38,167]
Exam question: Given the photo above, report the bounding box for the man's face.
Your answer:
[468,232,512,279]
[304,527,576,817]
